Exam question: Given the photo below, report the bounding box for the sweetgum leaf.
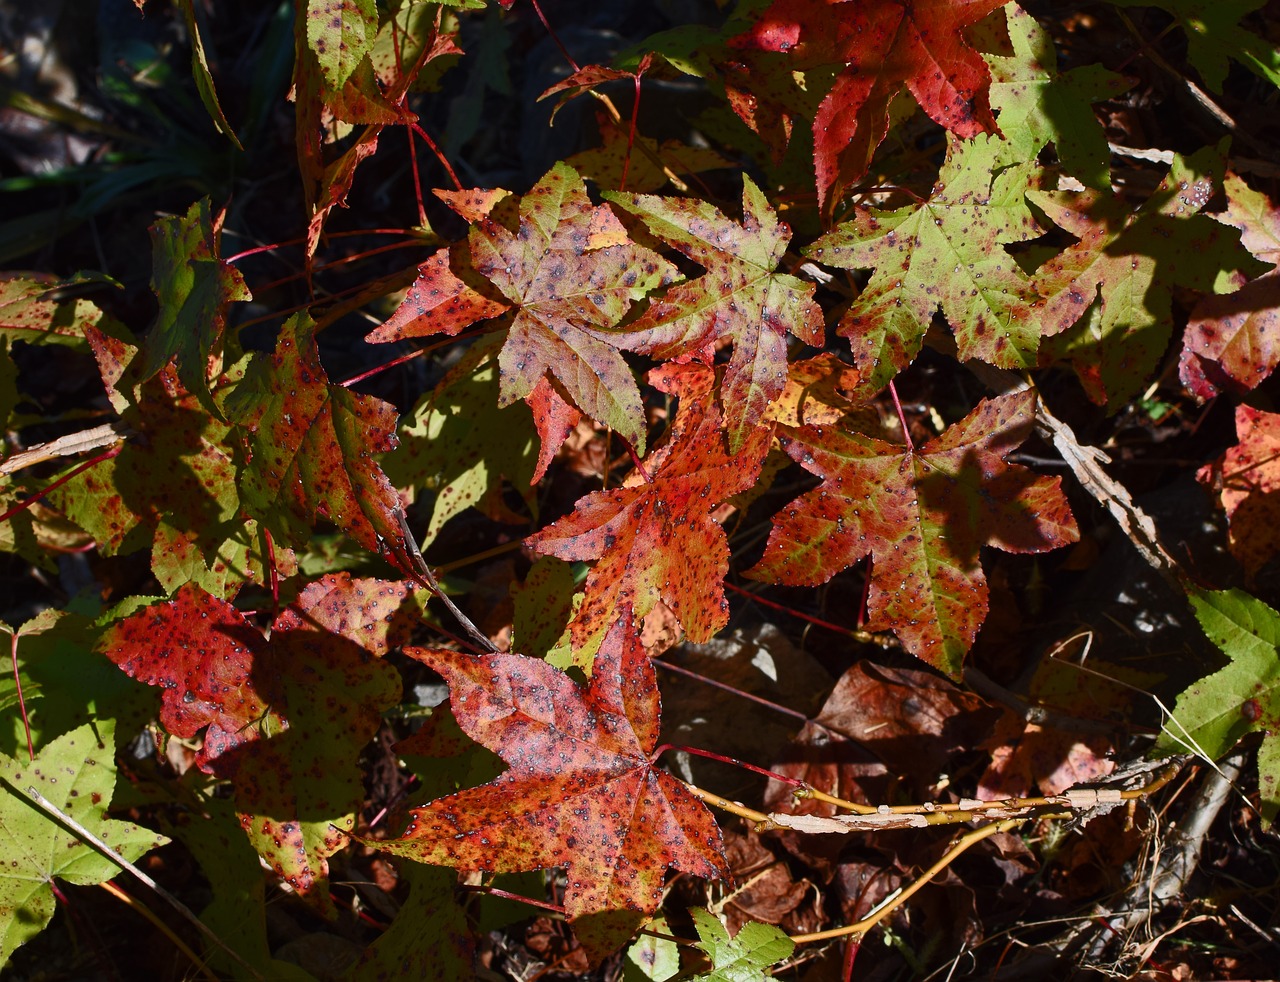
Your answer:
[729,0,1004,207]
[748,390,1078,675]
[0,272,105,349]
[807,135,1042,390]
[370,614,727,964]
[0,720,168,966]
[1109,0,1280,91]
[99,575,412,912]
[469,161,678,452]
[1154,588,1280,822]
[688,907,794,982]
[604,175,823,452]
[985,4,1130,188]
[1031,142,1265,404]
[346,864,473,981]
[527,363,771,661]
[1181,175,1280,399]
[1196,405,1280,577]
[228,313,414,574]
[143,198,250,415]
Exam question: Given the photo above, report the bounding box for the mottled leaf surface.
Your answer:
[99,575,411,911]
[365,249,507,344]
[306,0,377,90]
[371,615,727,962]
[1181,174,1280,399]
[605,175,823,451]
[730,0,1004,206]
[467,162,677,452]
[527,364,771,659]
[749,391,1077,674]
[1031,144,1263,404]
[807,136,1042,392]
[1154,588,1280,822]
[0,721,168,965]
[228,314,414,574]
[0,272,102,348]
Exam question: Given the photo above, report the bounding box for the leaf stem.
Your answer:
[787,819,1019,944]
[887,379,914,453]
[680,782,770,824]
[651,744,805,786]
[10,631,33,762]
[652,658,809,723]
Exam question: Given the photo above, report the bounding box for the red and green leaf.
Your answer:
[748,390,1078,675]
[604,175,822,451]
[807,135,1042,393]
[228,313,414,574]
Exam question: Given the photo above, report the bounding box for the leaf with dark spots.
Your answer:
[526,363,771,661]
[0,272,105,349]
[306,0,377,91]
[368,614,727,964]
[604,175,823,452]
[748,391,1078,675]
[728,0,1005,207]
[227,313,415,574]
[97,582,271,774]
[806,135,1043,386]
[142,198,251,416]
[364,248,508,344]
[464,161,678,453]
[1180,174,1280,400]
[1031,143,1265,405]
[99,575,410,912]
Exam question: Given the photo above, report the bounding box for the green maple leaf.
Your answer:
[604,174,823,452]
[688,908,794,981]
[467,161,678,454]
[142,198,251,415]
[985,4,1131,188]
[1156,588,1280,823]
[0,720,168,966]
[1109,0,1280,92]
[806,135,1042,395]
[1031,142,1265,405]
[383,337,537,549]
[228,313,415,574]
[748,390,1078,675]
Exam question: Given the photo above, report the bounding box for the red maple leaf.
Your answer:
[729,0,1004,208]
[605,176,823,452]
[370,614,727,962]
[99,574,414,911]
[526,363,771,659]
[748,390,1078,675]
